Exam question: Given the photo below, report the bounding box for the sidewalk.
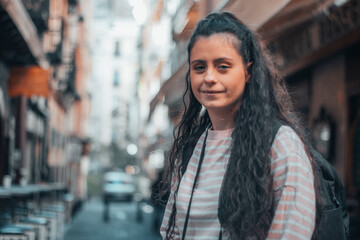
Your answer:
[64,197,161,240]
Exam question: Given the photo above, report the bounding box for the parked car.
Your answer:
[102,171,136,203]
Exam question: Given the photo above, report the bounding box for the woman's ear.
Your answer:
[245,62,253,82]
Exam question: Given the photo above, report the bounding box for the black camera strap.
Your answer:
[181,128,209,240]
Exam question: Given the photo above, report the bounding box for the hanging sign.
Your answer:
[8,66,50,98]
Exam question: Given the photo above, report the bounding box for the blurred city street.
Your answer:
[65,198,161,240]
[0,0,360,239]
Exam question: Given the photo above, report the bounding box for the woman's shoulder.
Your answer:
[270,125,315,192]
[272,125,305,154]
[270,125,312,172]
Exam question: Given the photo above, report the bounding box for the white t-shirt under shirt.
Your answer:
[160,126,316,240]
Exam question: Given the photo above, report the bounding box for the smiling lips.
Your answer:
[201,90,225,94]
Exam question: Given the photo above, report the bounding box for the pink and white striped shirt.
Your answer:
[160,126,316,240]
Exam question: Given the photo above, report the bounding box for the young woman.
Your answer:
[160,12,317,240]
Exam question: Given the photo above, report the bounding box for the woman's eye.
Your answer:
[194,66,205,71]
[218,65,229,70]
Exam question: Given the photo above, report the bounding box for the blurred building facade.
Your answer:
[88,0,141,172]
[141,0,360,200]
[137,0,173,181]
[0,0,92,213]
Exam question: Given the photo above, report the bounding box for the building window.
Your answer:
[114,41,121,57]
[113,71,120,86]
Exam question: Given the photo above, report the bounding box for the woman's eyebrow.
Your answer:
[191,58,233,65]
[214,57,233,63]
[190,59,206,65]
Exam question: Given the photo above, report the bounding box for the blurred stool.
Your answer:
[6,224,37,240]
[18,216,48,240]
[0,226,27,240]
[0,212,12,226]
[42,204,65,240]
[33,211,57,240]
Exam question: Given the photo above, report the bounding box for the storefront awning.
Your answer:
[8,66,50,98]
[148,64,187,120]
[0,0,49,68]
[259,0,335,40]
[219,0,292,29]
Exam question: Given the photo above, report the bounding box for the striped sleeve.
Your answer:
[267,126,316,240]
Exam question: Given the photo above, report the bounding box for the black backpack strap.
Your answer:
[272,120,283,143]
[312,149,350,240]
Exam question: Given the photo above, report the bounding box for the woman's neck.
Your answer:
[208,110,235,131]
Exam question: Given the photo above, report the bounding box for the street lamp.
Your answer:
[128,0,148,25]
[127,143,138,156]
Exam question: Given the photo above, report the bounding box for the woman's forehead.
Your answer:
[195,33,239,46]
[190,33,242,59]
[191,33,242,56]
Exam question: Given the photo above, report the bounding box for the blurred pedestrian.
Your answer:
[160,12,319,240]
[150,169,167,233]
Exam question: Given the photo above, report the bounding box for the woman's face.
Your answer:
[189,33,249,117]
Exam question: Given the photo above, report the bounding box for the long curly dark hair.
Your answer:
[162,12,319,240]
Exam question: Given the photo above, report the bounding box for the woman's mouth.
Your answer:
[201,90,224,94]
[201,90,224,96]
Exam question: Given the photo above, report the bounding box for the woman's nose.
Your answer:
[204,68,216,83]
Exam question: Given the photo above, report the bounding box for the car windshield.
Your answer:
[106,180,122,184]
[105,180,132,184]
